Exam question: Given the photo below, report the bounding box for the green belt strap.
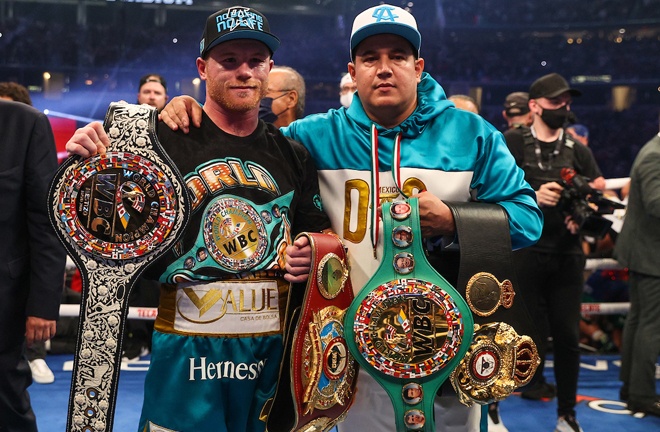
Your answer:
[345,198,474,432]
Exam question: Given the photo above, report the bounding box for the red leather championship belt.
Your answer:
[48,103,189,432]
[267,232,358,432]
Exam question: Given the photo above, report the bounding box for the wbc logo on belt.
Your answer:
[354,278,465,379]
[203,197,268,271]
[56,152,178,260]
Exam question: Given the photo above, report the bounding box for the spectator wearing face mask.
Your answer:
[504,72,606,432]
[261,66,305,128]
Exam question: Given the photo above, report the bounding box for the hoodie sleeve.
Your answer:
[471,128,543,250]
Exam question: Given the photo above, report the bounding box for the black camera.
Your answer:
[556,168,625,238]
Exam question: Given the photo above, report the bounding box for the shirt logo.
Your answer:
[174,280,280,336]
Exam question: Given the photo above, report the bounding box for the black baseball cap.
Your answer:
[529,73,581,99]
[139,74,167,91]
[200,6,280,58]
[503,92,530,116]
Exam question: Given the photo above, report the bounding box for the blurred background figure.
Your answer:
[0,81,33,106]
[0,81,55,385]
[125,73,170,361]
[504,72,606,432]
[0,98,67,430]
[566,124,589,146]
[502,91,533,130]
[263,65,306,128]
[338,72,357,108]
[614,131,660,418]
[137,74,168,111]
[449,94,480,114]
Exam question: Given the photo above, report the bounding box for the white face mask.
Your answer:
[340,91,354,108]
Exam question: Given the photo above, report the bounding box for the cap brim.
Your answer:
[350,23,421,55]
[543,87,582,98]
[203,30,280,57]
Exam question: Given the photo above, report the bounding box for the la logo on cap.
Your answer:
[350,4,421,57]
[371,5,401,22]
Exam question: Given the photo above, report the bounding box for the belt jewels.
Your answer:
[49,103,190,432]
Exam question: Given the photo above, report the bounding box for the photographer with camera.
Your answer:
[504,73,605,432]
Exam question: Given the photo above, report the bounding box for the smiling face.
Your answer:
[348,34,424,129]
[197,39,273,115]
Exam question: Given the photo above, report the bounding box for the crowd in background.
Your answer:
[0,1,657,187]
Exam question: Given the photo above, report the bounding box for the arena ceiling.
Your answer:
[2,0,354,15]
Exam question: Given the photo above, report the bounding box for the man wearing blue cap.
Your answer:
[159,4,543,431]
[284,7,541,431]
[64,6,331,432]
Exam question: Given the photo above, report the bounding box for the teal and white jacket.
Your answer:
[282,72,542,292]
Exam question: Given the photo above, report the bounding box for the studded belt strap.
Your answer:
[267,232,358,432]
[345,198,474,432]
[48,102,190,432]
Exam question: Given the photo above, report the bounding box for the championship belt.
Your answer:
[444,202,540,405]
[48,103,190,432]
[344,198,474,432]
[267,232,358,432]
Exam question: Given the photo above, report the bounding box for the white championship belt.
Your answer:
[48,102,190,432]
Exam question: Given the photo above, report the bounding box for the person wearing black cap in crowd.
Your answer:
[502,91,533,130]
[504,72,606,432]
[120,74,170,363]
[137,73,168,111]
[64,6,331,431]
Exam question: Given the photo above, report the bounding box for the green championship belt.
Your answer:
[48,102,190,432]
[344,198,474,432]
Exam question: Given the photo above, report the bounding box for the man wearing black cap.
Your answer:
[64,6,331,431]
[137,74,168,111]
[504,72,605,432]
[502,91,532,130]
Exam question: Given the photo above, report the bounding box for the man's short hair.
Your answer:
[271,66,306,119]
[0,82,32,105]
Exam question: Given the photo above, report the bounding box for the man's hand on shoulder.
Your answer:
[159,95,203,134]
